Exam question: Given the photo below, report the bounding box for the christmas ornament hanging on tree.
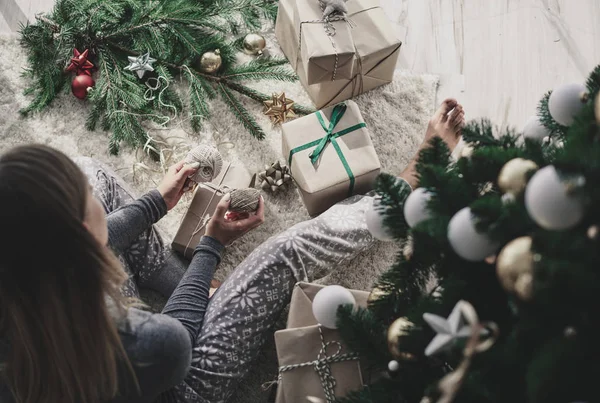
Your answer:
[497,158,538,196]
[367,286,388,305]
[496,236,534,301]
[525,165,585,230]
[404,187,433,228]
[387,317,416,361]
[66,48,94,75]
[366,196,394,242]
[388,360,400,372]
[199,49,222,74]
[254,161,292,193]
[124,52,157,79]
[447,207,499,261]
[263,92,296,125]
[242,33,267,56]
[423,300,477,356]
[548,83,587,126]
[522,115,550,142]
[71,74,95,99]
[312,285,356,329]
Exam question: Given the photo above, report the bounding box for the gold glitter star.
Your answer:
[263,92,296,125]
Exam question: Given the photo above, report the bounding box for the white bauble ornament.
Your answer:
[366,197,394,241]
[522,116,550,142]
[388,360,400,372]
[404,188,433,228]
[548,83,587,126]
[525,165,585,230]
[312,285,356,329]
[447,207,499,261]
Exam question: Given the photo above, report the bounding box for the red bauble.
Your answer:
[71,75,95,99]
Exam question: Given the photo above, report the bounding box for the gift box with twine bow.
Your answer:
[172,162,252,259]
[276,0,401,108]
[282,100,380,216]
[270,282,368,403]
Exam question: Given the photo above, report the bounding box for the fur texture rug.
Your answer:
[0,33,438,402]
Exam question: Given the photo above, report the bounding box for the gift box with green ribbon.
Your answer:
[282,100,380,216]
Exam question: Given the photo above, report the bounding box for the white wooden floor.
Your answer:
[2,0,599,129]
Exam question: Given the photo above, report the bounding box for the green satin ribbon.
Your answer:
[288,103,367,197]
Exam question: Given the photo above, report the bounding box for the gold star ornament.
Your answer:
[263,92,296,125]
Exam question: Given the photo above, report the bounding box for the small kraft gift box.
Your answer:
[275,0,402,108]
[172,162,252,259]
[282,100,380,216]
[272,282,369,403]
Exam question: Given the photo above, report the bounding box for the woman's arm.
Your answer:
[107,190,167,255]
[161,195,265,345]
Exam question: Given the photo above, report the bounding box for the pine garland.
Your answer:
[19,0,315,155]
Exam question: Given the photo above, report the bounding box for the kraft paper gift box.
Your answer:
[273,282,369,403]
[276,0,401,108]
[172,162,252,259]
[293,0,355,84]
[282,100,380,216]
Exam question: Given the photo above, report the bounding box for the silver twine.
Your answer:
[267,325,359,403]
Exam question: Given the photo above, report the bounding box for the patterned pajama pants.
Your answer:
[76,158,376,403]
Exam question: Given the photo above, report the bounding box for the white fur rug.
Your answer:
[0,32,438,401]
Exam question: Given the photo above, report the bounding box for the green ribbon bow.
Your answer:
[288,103,367,197]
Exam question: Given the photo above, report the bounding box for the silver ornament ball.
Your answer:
[522,115,550,142]
[525,165,585,230]
[312,285,356,329]
[242,33,267,56]
[548,83,587,126]
[366,197,394,241]
[388,360,400,372]
[404,187,433,228]
[448,207,499,261]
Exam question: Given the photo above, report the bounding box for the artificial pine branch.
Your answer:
[19,0,304,154]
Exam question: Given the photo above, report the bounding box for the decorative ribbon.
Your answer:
[421,301,499,403]
[287,103,366,197]
[265,325,359,403]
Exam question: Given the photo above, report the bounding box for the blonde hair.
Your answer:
[0,145,138,403]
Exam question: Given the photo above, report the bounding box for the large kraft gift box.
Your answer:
[274,282,369,403]
[293,0,355,84]
[282,100,380,216]
[172,162,252,259]
[276,0,401,108]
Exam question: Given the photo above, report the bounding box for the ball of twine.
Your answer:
[229,188,261,213]
[184,145,223,183]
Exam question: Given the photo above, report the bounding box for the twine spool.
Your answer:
[184,145,223,183]
[229,188,261,213]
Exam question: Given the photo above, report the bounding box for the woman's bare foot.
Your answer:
[423,98,465,152]
[397,98,466,189]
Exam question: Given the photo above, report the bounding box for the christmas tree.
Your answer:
[336,65,600,403]
[19,0,313,155]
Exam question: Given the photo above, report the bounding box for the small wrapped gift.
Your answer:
[282,100,380,216]
[293,0,355,84]
[273,282,368,403]
[172,162,252,259]
[276,0,401,108]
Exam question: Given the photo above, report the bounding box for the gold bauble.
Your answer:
[387,317,416,361]
[243,33,267,56]
[497,158,539,195]
[496,236,534,301]
[199,49,222,74]
[367,287,388,305]
[588,225,599,239]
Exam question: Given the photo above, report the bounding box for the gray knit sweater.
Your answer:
[0,190,223,402]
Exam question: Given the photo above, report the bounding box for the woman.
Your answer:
[0,99,464,403]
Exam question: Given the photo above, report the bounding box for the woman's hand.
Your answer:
[157,161,198,211]
[205,193,265,246]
